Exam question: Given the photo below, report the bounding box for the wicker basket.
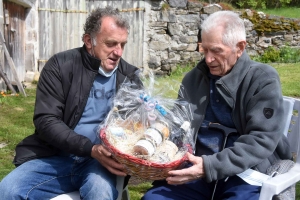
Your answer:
[100,128,188,180]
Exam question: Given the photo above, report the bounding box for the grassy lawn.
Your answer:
[273,63,300,98]
[0,62,300,199]
[258,7,300,18]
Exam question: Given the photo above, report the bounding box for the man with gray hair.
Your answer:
[0,6,142,199]
[143,10,291,200]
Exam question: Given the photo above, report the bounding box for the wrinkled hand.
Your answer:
[91,144,127,176]
[166,153,205,185]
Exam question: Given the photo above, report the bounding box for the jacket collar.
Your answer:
[217,51,252,99]
[80,45,101,72]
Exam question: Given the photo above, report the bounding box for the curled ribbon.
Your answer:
[140,93,167,116]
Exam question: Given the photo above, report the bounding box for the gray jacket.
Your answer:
[181,51,292,183]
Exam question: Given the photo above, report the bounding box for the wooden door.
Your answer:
[3,0,26,83]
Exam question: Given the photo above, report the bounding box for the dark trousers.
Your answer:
[142,175,260,200]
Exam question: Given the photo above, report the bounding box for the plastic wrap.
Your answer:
[99,73,194,164]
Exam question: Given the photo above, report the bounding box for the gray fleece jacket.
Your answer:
[181,51,292,183]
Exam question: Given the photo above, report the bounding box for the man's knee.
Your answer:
[80,174,118,199]
[0,178,25,199]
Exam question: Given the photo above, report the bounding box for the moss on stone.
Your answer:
[242,10,300,36]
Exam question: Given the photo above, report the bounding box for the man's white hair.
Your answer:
[201,11,246,48]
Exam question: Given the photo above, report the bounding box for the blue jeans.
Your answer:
[142,175,261,200]
[0,155,117,200]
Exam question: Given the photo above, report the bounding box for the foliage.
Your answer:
[161,3,170,10]
[241,10,300,36]
[252,46,300,63]
[252,46,280,63]
[203,0,299,9]
[218,2,236,10]
[265,0,292,8]
[227,0,294,8]
[280,46,300,63]
[236,0,266,9]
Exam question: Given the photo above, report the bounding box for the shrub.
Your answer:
[259,46,280,63]
[279,46,300,63]
[218,2,236,10]
[252,46,300,63]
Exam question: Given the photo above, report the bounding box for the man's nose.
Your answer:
[205,52,215,63]
[113,44,123,57]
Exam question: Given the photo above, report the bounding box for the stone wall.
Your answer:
[145,0,300,75]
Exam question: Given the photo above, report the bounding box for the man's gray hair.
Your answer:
[82,6,130,44]
[201,11,246,48]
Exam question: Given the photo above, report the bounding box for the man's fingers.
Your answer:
[101,147,112,157]
[96,145,112,157]
[168,167,189,176]
[91,144,127,176]
[166,175,190,185]
[106,165,127,177]
[187,152,200,164]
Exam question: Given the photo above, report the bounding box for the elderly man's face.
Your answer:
[92,16,128,72]
[201,27,242,76]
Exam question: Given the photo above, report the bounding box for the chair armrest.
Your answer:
[259,163,300,200]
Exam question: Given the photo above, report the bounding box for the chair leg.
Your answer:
[122,185,130,200]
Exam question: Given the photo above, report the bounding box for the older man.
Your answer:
[143,10,291,200]
[0,6,141,200]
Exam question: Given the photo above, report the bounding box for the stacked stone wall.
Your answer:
[146,0,300,75]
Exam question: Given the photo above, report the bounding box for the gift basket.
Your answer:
[99,73,194,180]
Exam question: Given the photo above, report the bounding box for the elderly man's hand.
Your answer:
[166,153,205,185]
[91,144,127,176]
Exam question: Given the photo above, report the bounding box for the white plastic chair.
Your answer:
[259,96,300,200]
[50,176,129,200]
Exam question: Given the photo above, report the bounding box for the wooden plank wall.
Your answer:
[38,0,145,71]
[38,0,87,71]
[2,0,25,86]
[0,0,5,90]
[87,0,145,68]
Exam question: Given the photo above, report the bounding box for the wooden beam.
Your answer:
[0,31,26,97]
[0,67,16,95]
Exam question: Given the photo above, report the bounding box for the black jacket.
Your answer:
[13,46,142,166]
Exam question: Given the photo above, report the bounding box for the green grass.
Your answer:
[273,63,300,97]
[0,63,300,199]
[129,182,152,199]
[0,89,35,179]
[258,7,300,18]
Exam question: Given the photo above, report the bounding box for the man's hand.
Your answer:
[166,153,205,185]
[91,144,127,176]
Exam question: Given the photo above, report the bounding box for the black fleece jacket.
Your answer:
[13,45,142,166]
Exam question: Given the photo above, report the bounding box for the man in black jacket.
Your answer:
[0,6,141,200]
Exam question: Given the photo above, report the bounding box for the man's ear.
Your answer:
[237,41,246,57]
[83,34,93,49]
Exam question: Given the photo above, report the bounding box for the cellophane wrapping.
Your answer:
[99,72,194,164]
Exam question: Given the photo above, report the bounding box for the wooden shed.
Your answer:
[0,0,147,93]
